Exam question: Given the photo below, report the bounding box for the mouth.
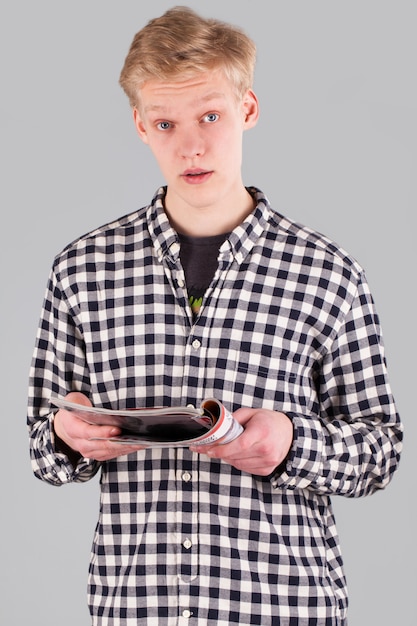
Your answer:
[181,169,213,184]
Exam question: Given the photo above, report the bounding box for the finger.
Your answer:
[196,428,255,459]
[78,438,146,461]
[232,407,257,426]
[84,424,122,440]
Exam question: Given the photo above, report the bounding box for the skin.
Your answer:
[53,69,294,476]
[133,69,258,236]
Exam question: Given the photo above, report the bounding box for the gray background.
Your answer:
[1,1,415,624]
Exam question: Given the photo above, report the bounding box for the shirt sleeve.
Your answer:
[27,266,101,486]
[272,272,403,497]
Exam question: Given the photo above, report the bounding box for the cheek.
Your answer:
[216,129,243,160]
[148,145,177,180]
[147,137,172,162]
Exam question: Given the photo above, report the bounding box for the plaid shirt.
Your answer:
[28,187,402,625]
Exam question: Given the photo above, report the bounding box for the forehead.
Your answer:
[139,70,238,114]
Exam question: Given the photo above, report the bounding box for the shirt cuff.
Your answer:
[270,412,324,490]
[38,414,100,485]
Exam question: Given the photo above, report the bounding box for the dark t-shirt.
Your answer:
[178,231,230,317]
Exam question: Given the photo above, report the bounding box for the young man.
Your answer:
[28,7,403,625]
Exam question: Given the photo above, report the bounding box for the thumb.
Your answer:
[64,391,93,408]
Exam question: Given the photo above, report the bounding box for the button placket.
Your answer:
[175,452,199,584]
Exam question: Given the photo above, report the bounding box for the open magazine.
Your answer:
[50,396,243,448]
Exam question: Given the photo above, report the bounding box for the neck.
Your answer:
[164,186,255,237]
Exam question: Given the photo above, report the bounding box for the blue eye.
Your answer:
[203,113,219,123]
[157,121,171,130]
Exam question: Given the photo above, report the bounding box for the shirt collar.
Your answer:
[147,187,180,264]
[147,186,279,265]
[225,186,279,264]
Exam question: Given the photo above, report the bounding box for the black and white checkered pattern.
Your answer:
[28,187,402,625]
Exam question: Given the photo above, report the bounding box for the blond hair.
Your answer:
[119,6,257,108]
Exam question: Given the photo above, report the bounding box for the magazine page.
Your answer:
[49,396,243,447]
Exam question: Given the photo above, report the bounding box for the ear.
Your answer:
[241,89,259,130]
[133,108,149,144]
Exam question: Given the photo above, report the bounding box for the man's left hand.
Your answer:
[190,408,293,476]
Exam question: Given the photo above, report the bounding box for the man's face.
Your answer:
[133,70,258,216]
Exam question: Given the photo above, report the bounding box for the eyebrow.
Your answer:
[144,91,226,114]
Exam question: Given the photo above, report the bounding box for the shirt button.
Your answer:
[192,339,201,350]
[170,242,180,255]
[178,278,185,288]
[182,471,192,482]
[182,609,192,618]
[183,538,192,549]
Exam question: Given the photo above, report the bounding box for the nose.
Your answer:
[177,127,204,159]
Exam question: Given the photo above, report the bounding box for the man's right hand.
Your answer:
[53,391,147,462]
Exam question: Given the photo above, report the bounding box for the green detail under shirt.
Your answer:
[178,231,230,317]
